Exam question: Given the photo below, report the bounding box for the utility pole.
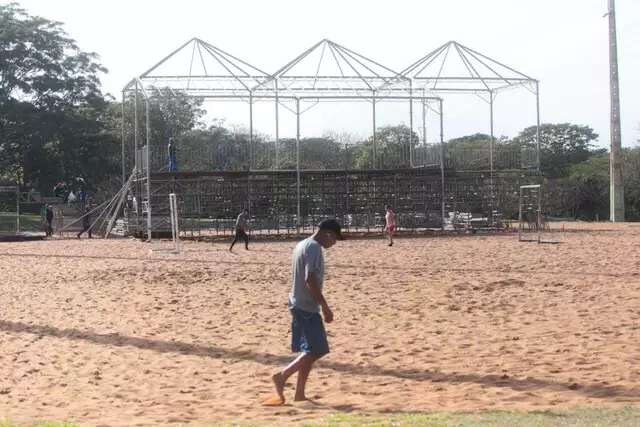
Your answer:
[607,0,624,221]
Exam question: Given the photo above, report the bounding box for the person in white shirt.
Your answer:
[384,205,395,247]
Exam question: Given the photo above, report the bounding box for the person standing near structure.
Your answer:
[45,204,54,237]
[262,219,345,406]
[77,206,92,239]
[384,205,395,246]
[229,208,250,252]
[168,137,177,172]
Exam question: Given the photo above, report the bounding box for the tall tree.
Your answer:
[353,125,418,169]
[511,123,599,178]
[622,146,640,220]
[0,2,112,193]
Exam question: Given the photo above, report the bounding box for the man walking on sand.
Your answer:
[261,219,345,406]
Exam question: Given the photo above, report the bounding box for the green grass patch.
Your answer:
[2,407,639,426]
[303,407,640,426]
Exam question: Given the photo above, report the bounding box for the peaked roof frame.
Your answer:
[122,38,272,99]
[396,40,541,172]
[122,37,442,101]
[253,38,413,99]
[398,41,538,95]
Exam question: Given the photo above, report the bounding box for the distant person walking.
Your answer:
[45,204,54,236]
[229,208,250,252]
[384,205,395,246]
[77,207,92,239]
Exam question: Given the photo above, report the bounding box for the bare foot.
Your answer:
[293,395,308,402]
[272,372,286,403]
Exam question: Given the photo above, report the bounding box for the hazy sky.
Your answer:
[12,0,640,148]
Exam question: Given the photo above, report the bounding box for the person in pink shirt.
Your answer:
[384,205,395,247]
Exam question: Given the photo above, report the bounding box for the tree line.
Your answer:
[1,3,639,220]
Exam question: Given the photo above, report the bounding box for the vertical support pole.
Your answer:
[134,82,140,236]
[16,186,19,234]
[273,87,280,228]
[489,90,495,224]
[275,80,279,170]
[121,91,126,186]
[608,0,624,222]
[409,81,414,167]
[134,83,139,169]
[345,143,349,229]
[169,193,176,249]
[518,186,523,242]
[535,81,541,172]
[489,90,494,172]
[372,95,377,169]
[422,92,427,166]
[439,99,445,232]
[145,99,151,242]
[248,92,253,218]
[537,186,542,244]
[296,98,301,236]
[249,91,253,171]
[197,179,202,238]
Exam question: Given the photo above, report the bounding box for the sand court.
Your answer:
[0,223,639,425]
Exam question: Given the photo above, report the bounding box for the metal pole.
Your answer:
[249,92,253,171]
[422,93,427,166]
[121,91,126,186]
[296,98,301,235]
[275,80,279,170]
[489,91,494,172]
[489,91,495,224]
[440,99,445,232]
[608,0,624,221]
[134,82,140,236]
[409,81,414,167]
[248,92,253,217]
[372,95,376,169]
[537,186,542,244]
[134,84,139,167]
[145,99,152,242]
[518,186,523,242]
[16,186,19,234]
[535,81,541,172]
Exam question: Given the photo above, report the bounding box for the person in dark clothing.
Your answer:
[168,137,177,172]
[54,183,65,203]
[229,208,250,252]
[45,204,54,236]
[77,207,92,239]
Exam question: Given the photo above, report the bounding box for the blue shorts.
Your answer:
[290,306,330,355]
[168,155,178,172]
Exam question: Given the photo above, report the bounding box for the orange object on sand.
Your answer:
[260,395,285,406]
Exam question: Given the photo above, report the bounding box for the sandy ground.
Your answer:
[0,223,639,426]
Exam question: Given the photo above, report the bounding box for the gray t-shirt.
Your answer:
[235,212,245,229]
[289,237,325,313]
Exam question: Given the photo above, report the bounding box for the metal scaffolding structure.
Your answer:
[121,37,540,239]
[398,40,541,172]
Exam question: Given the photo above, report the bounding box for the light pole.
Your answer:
[606,0,624,221]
